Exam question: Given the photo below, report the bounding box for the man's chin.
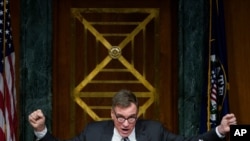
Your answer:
[119,130,131,137]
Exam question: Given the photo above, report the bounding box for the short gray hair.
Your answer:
[112,89,139,110]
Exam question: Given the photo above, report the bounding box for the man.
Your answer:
[29,89,237,141]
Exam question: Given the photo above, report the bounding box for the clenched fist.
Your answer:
[217,113,237,135]
[28,109,46,132]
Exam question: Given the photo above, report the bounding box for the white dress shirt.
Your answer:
[111,127,136,141]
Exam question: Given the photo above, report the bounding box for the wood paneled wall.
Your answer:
[224,0,250,124]
[52,0,178,139]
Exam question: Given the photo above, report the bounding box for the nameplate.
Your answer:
[230,125,250,141]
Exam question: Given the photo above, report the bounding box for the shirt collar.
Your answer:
[113,127,136,141]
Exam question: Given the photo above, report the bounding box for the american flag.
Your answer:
[0,0,17,141]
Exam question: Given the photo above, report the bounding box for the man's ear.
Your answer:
[110,109,114,119]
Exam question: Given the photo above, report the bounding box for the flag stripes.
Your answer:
[0,0,17,141]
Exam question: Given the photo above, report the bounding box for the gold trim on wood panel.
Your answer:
[71,8,159,121]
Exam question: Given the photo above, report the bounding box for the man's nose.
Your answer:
[122,119,129,126]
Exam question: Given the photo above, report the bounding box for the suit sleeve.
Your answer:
[38,121,111,141]
[39,131,86,141]
[161,124,224,141]
[38,126,87,141]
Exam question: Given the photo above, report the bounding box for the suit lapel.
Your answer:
[136,133,148,141]
[101,120,114,141]
[135,120,148,141]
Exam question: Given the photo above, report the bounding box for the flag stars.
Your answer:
[211,70,217,84]
[5,29,9,35]
[7,21,10,26]
[8,43,12,48]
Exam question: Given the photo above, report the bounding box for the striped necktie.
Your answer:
[122,137,130,141]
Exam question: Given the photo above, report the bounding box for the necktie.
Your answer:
[122,137,130,141]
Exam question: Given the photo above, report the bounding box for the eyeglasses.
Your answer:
[113,111,137,124]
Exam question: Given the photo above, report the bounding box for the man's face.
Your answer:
[111,103,138,137]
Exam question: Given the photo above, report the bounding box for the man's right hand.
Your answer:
[28,109,46,132]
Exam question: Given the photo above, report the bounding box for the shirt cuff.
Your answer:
[215,126,225,138]
[34,126,47,140]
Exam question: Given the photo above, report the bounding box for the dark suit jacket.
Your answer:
[40,120,223,141]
